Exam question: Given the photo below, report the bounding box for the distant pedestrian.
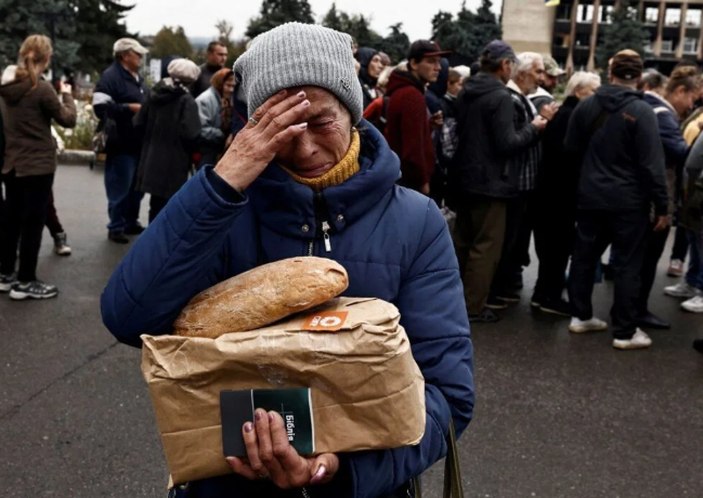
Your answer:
[354,47,384,110]
[0,35,76,300]
[191,41,228,99]
[449,40,547,323]
[134,59,201,223]
[385,40,449,195]
[195,68,236,168]
[93,37,149,244]
[565,50,668,350]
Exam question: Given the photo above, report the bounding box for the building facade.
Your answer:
[503,0,703,72]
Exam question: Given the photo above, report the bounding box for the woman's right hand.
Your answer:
[214,89,311,192]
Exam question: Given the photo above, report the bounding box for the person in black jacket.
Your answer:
[532,71,601,316]
[93,38,149,243]
[134,59,201,223]
[564,50,669,350]
[449,40,547,323]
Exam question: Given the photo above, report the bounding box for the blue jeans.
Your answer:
[104,153,143,233]
[686,229,703,290]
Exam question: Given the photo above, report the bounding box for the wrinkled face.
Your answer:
[521,59,545,94]
[120,50,143,73]
[411,55,441,84]
[275,86,352,179]
[208,45,228,67]
[367,54,384,80]
[222,75,235,99]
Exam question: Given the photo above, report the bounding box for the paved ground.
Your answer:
[1,164,701,497]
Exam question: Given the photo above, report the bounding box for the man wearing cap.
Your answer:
[564,49,668,350]
[93,37,149,243]
[384,40,450,195]
[449,40,547,323]
[101,22,473,497]
[529,54,565,112]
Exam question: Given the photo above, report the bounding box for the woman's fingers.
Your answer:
[248,89,289,126]
[268,410,302,472]
[309,453,340,485]
[257,90,310,137]
[242,418,266,477]
[226,456,260,480]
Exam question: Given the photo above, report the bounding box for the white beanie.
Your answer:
[234,22,363,124]
[167,58,200,84]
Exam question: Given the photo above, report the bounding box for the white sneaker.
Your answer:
[663,282,701,298]
[612,328,652,350]
[569,316,608,333]
[681,295,703,313]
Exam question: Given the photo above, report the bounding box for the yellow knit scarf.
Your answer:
[281,129,360,191]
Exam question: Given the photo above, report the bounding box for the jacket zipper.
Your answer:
[307,192,332,256]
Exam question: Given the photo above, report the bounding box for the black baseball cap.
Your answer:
[408,40,451,61]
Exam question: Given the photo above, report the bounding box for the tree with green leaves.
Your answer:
[379,23,410,64]
[431,0,501,63]
[246,0,315,38]
[0,0,133,76]
[150,26,193,59]
[596,0,649,69]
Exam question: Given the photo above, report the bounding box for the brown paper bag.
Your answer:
[141,297,426,485]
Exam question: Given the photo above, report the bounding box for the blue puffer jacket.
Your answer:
[101,122,474,498]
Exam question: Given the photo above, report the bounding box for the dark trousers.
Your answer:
[491,191,532,295]
[636,224,669,314]
[568,210,649,340]
[670,225,689,262]
[45,189,64,237]
[0,171,54,282]
[534,199,576,301]
[148,194,169,223]
[104,153,143,233]
[452,197,507,314]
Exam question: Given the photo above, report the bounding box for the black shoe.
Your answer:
[495,290,520,303]
[124,223,145,235]
[636,311,671,330]
[539,297,572,317]
[485,295,508,310]
[530,292,544,308]
[108,231,129,244]
[9,280,58,300]
[693,339,703,354]
[469,308,500,323]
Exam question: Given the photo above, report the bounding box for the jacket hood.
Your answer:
[248,119,400,238]
[594,84,642,112]
[150,78,188,104]
[386,70,424,96]
[0,77,32,104]
[462,72,507,100]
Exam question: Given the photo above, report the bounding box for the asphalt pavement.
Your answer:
[1,164,701,497]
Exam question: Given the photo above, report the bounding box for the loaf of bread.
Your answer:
[173,257,348,338]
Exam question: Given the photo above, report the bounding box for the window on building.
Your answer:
[577,4,594,22]
[556,3,571,20]
[665,8,681,26]
[645,7,659,24]
[661,39,674,52]
[600,5,614,23]
[686,9,702,27]
[684,37,699,54]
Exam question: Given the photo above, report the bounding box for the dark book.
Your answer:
[220,388,314,457]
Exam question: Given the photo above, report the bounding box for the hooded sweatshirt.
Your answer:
[384,70,435,191]
[134,78,200,198]
[564,84,668,215]
[355,47,379,110]
[448,71,539,202]
[0,77,76,176]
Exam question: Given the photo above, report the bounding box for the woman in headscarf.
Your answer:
[354,47,384,110]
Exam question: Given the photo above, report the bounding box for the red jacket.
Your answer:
[383,70,435,191]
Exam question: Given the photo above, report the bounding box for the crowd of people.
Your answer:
[1,30,703,333]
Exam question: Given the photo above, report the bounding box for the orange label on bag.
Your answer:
[301,311,349,332]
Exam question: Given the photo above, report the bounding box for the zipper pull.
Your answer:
[321,221,332,252]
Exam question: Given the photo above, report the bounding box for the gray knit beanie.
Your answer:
[233,22,363,124]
